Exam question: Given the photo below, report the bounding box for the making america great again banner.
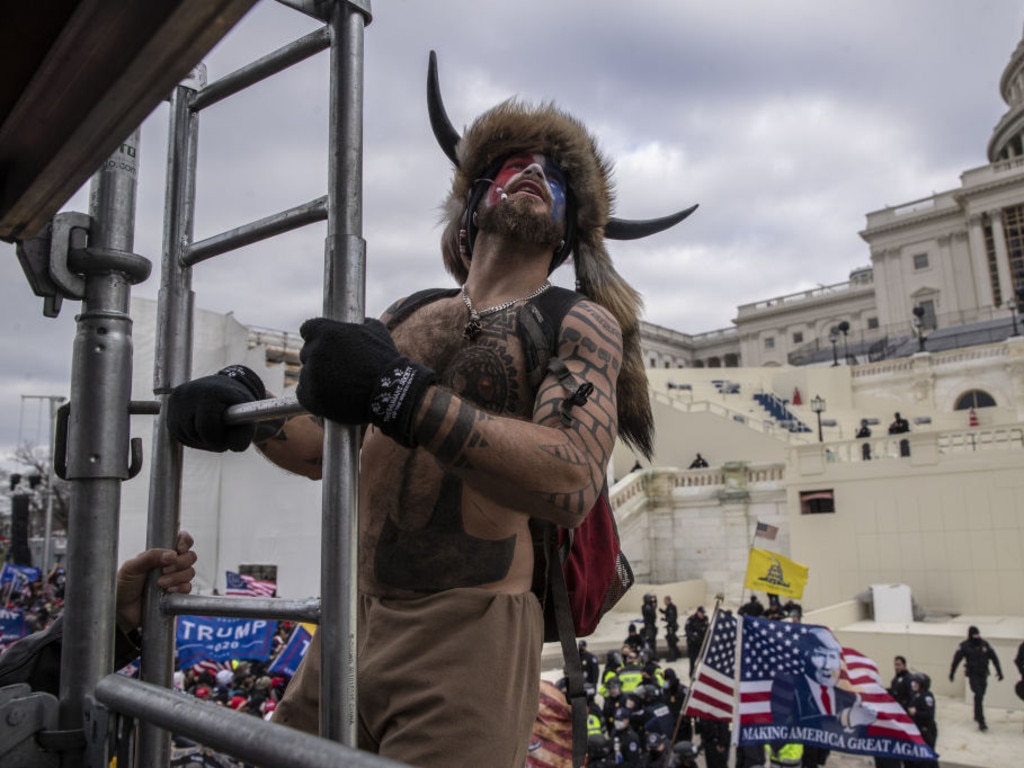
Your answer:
[685,612,937,762]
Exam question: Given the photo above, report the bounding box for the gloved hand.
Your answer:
[949,673,955,683]
[297,318,436,447]
[845,702,877,728]
[998,672,1004,681]
[166,365,266,452]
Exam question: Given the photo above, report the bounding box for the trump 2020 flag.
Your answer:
[268,623,313,677]
[736,616,937,762]
[175,616,278,668]
[743,548,808,600]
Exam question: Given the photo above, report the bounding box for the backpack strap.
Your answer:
[384,287,460,332]
[516,286,584,388]
[543,520,588,768]
[519,286,588,768]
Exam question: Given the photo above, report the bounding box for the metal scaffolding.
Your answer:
[1,1,412,766]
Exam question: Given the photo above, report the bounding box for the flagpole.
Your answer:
[730,611,744,749]
[739,522,760,610]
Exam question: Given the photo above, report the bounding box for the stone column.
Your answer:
[989,208,1015,306]
[967,214,994,308]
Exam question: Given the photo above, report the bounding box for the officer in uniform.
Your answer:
[611,706,643,765]
[684,606,709,679]
[949,625,1003,731]
[907,673,937,768]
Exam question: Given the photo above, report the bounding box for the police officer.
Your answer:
[579,639,600,688]
[949,625,1003,731]
[684,606,709,679]
[642,731,670,767]
[888,655,913,712]
[602,676,627,733]
[642,593,659,659]
[611,706,643,765]
[907,673,937,768]
[696,716,730,768]
[600,650,623,697]
[661,595,681,661]
[587,733,618,768]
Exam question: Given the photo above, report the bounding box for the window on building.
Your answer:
[799,490,835,515]
[708,357,722,368]
[954,389,997,409]
[916,299,937,330]
[650,357,656,367]
[664,361,670,368]
[792,331,804,344]
[764,337,775,349]
[239,564,278,582]
[912,253,929,270]
[866,317,879,330]
[724,353,740,367]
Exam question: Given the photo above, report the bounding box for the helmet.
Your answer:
[646,731,668,751]
[587,734,612,759]
[606,651,623,667]
[427,52,698,458]
[606,675,622,691]
[911,672,931,692]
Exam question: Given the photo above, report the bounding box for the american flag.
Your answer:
[736,616,935,760]
[225,570,276,597]
[755,521,779,540]
[683,609,737,721]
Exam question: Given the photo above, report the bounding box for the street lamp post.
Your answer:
[1008,298,1019,337]
[838,320,850,364]
[810,395,826,443]
[912,306,927,352]
[828,327,839,367]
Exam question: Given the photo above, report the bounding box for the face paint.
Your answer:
[486,152,567,222]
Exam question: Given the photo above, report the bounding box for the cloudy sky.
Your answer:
[1,0,1022,459]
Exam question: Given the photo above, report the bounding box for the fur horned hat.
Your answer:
[428,52,698,458]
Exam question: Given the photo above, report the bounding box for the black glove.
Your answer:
[297,318,435,447]
[948,673,955,683]
[166,365,266,452]
[998,673,1004,681]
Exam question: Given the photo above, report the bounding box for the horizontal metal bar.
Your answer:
[192,27,332,112]
[183,196,328,266]
[163,593,320,622]
[222,393,305,425]
[94,676,411,768]
[273,0,373,23]
[129,399,161,415]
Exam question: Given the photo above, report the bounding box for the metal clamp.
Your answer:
[53,401,150,480]
[0,684,61,767]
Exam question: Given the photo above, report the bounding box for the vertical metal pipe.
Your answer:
[320,1,370,746]
[136,68,203,768]
[59,129,142,768]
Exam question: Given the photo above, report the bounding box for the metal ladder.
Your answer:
[4,1,413,765]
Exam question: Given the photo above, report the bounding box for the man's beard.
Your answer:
[476,198,563,250]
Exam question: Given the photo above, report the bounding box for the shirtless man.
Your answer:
[166,61,693,766]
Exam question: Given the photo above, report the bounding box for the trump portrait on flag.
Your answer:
[770,627,877,734]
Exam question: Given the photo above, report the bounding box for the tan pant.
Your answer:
[274,588,543,768]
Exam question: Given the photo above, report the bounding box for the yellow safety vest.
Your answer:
[765,743,803,767]
[617,667,644,693]
[587,713,604,737]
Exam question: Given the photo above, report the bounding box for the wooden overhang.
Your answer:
[0,0,257,242]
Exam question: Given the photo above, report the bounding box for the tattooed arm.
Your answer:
[412,300,619,528]
[253,414,325,480]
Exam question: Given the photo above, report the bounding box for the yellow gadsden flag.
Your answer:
[743,548,809,600]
